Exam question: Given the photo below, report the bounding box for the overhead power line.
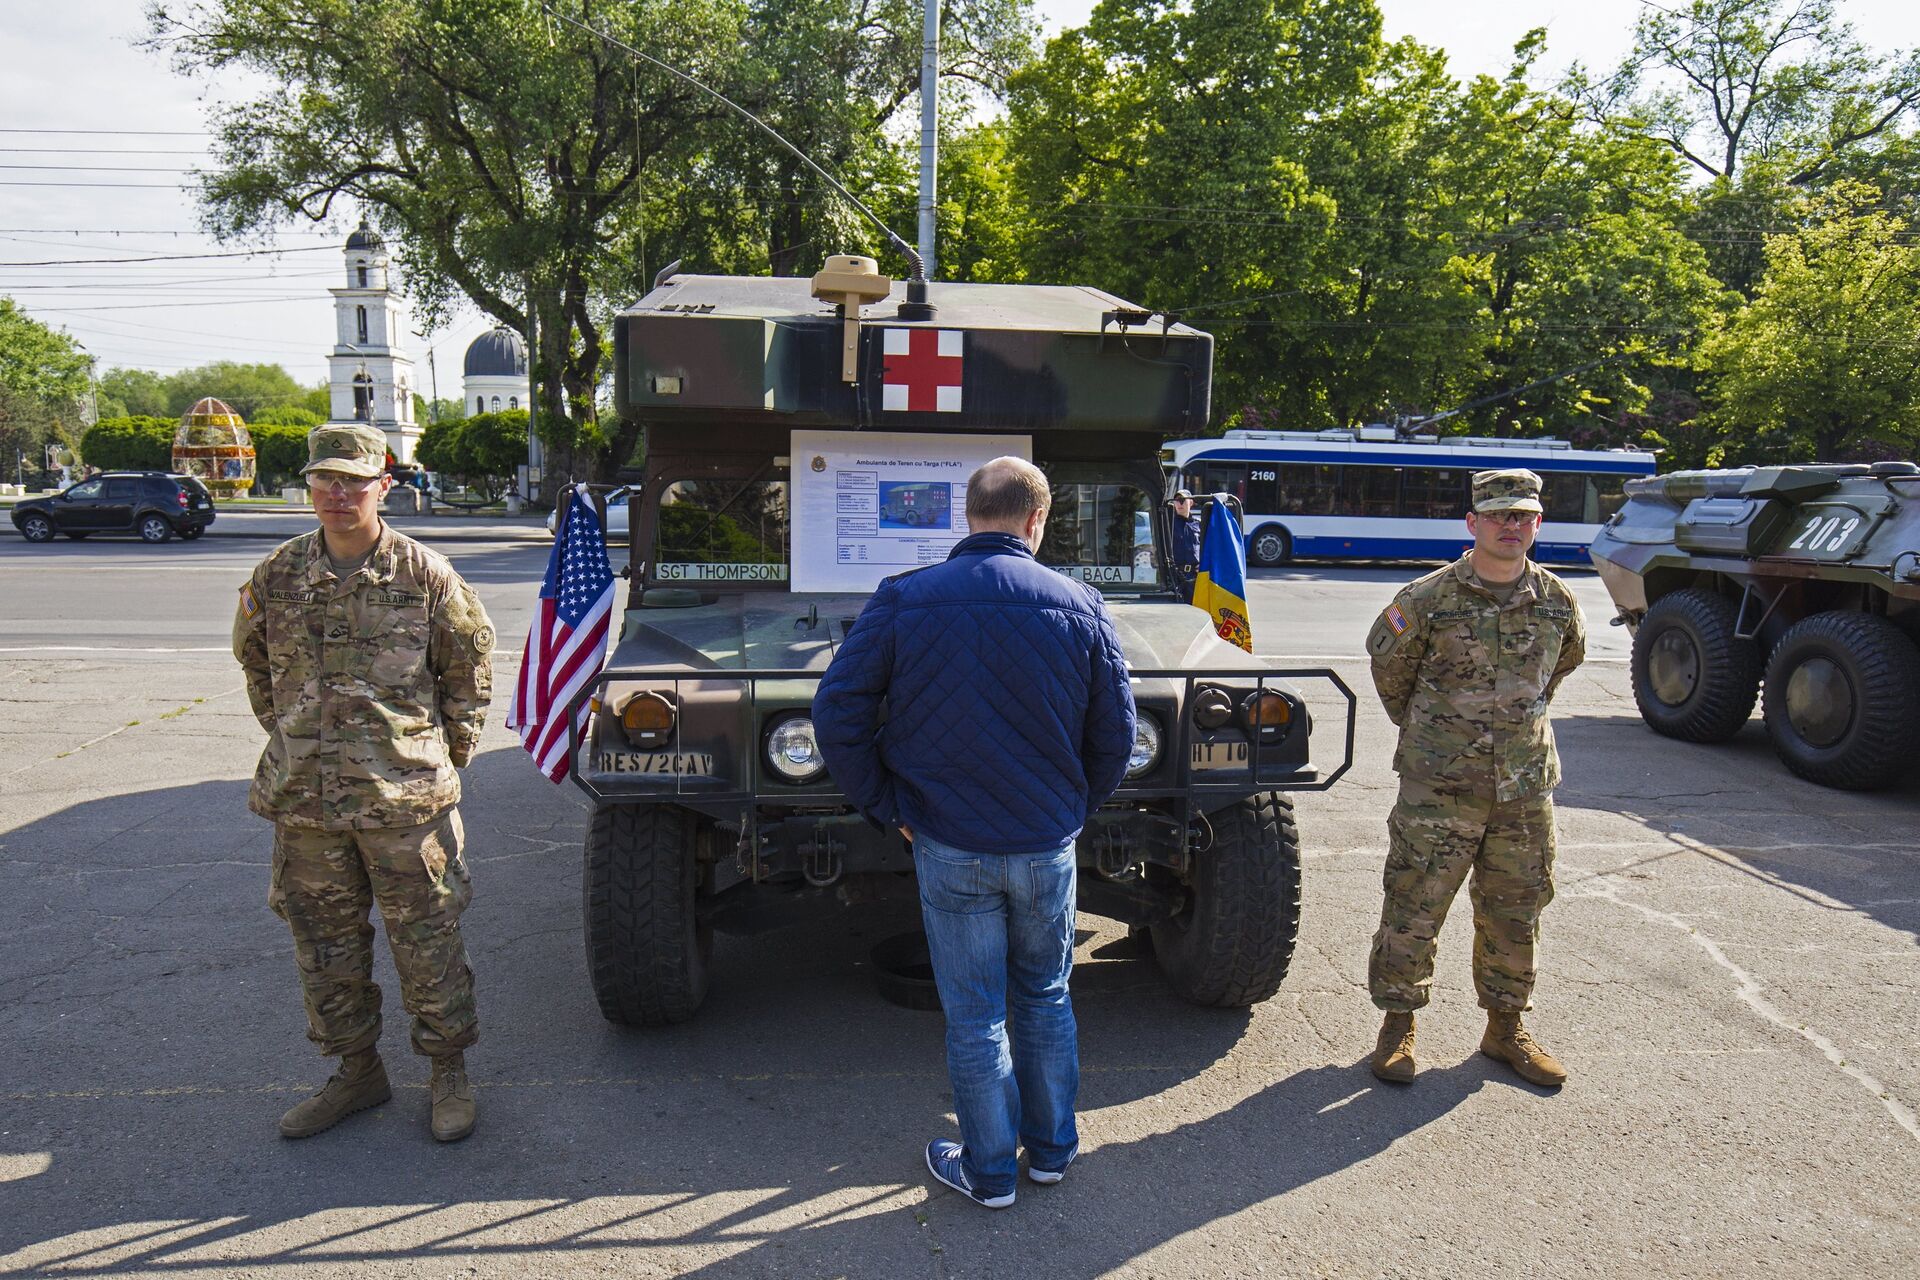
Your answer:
[1,244,340,266]
[0,128,208,136]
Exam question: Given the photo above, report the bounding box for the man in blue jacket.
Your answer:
[813,456,1137,1209]
[1168,489,1202,603]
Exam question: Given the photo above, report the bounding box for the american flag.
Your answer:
[507,485,616,782]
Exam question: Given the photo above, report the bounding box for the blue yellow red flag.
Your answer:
[1191,495,1253,651]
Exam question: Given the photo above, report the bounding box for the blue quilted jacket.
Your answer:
[812,532,1137,854]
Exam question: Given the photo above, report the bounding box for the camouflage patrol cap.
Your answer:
[1472,468,1545,515]
[303,423,388,478]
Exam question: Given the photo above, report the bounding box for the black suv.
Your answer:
[10,472,216,544]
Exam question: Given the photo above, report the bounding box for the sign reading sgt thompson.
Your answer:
[558,256,1354,1029]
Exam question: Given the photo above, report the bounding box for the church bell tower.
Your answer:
[326,219,420,462]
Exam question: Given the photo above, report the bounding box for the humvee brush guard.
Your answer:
[1589,462,1920,790]
[570,256,1355,1025]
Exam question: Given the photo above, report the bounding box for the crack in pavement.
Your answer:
[1570,876,1920,1146]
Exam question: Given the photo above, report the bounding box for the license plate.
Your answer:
[1191,740,1251,770]
[594,751,715,776]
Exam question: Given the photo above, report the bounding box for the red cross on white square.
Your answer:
[881,328,963,412]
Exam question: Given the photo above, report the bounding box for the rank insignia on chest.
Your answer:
[1385,604,1409,635]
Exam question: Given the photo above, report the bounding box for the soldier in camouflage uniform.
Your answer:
[233,424,495,1141]
[1364,469,1585,1088]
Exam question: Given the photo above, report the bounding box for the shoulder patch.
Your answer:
[472,624,495,657]
[238,583,260,620]
[1385,604,1408,635]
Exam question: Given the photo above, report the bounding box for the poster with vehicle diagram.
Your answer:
[790,430,1031,593]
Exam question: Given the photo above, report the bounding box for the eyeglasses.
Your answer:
[1478,510,1537,527]
[312,472,383,493]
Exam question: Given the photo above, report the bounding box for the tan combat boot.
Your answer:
[279,1050,391,1138]
[429,1052,476,1142]
[1370,1011,1417,1083]
[1481,1011,1569,1087]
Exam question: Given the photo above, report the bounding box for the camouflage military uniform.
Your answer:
[1365,554,1585,1012]
[234,523,494,1057]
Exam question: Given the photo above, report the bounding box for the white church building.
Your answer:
[325,220,420,462]
[463,326,528,417]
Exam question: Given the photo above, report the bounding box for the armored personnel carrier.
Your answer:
[566,256,1354,1025]
[1589,462,1920,789]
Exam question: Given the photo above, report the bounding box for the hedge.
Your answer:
[80,416,174,471]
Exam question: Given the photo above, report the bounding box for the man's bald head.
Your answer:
[966,456,1052,551]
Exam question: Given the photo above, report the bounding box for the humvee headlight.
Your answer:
[620,692,676,748]
[765,715,827,783]
[1126,713,1163,779]
[1191,686,1234,730]
[1242,691,1292,735]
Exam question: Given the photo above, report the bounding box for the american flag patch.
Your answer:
[238,583,260,620]
[1385,604,1408,635]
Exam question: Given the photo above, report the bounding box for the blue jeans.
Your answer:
[914,831,1080,1197]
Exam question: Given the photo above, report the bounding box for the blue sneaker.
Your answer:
[924,1140,1014,1209]
[1027,1154,1073,1185]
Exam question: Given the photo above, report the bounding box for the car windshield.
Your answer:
[645,468,1159,593]
[649,474,790,585]
[1039,481,1160,591]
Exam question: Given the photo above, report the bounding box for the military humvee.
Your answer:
[568,256,1354,1025]
[1588,462,1920,790]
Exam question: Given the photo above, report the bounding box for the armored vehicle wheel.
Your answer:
[1630,589,1761,742]
[1249,526,1291,568]
[1150,793,1301,1007]
[1761,612,1920,791]
[583,803,712,1025]
[18,513,54,543]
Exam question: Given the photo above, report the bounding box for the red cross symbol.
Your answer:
[881,328,963,412]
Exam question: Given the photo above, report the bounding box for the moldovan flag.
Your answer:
[507,485,616,782]
[1191,494,1253,652]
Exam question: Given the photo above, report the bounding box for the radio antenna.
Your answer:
[535,2,926,283]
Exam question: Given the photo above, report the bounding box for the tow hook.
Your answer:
[1093,823,1135,880]
[802,821,844,887]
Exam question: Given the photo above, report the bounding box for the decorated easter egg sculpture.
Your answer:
[172,397,257,498]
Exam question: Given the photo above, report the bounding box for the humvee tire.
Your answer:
[1150,793,1301,1007]
[1761,612,1920,791]
[1630,588,1761,743]
[584,803,712,1025]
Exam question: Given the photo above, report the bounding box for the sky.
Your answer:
[5,1,1920,392]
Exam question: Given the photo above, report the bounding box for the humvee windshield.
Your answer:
[647,468,1160,592]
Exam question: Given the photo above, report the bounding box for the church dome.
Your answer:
[464,326,527,377]
[345,219,384,251]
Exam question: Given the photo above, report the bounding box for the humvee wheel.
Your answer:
[1630,589,1761,742]
[1761,612,1920,791]
[584,803,712,1025]
[1150,793,1301,1007]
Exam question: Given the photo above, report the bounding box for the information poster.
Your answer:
[790,430,1032,593]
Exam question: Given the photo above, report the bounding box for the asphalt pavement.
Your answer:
[0,531,1915,1278]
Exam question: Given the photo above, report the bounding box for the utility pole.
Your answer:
[917,0,940,280]
[525,278,540,502]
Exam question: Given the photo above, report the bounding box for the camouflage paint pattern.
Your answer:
[270,809,477,1056]
[1366,554,1585,1013]
[233,525,494,830]
[1368,780,1556,1012]
[1366,557,1586,802]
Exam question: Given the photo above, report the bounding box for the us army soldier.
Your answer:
[233,423,494,1141]
[1364,468,1585,1088]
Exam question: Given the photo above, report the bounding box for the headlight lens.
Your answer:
[765,716,827,783]
[1242,690,1293,734]
[620,691,675,747]
[1127,713,1163,778]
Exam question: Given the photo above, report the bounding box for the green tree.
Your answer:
[159,360,305,419]
[250,422,312,488]
[253,403,323,428]
[1699,182,1920,462]
[97,367,170,420]
[416,408,527,501]
[80,416,176,471]
[0,300,92,484]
